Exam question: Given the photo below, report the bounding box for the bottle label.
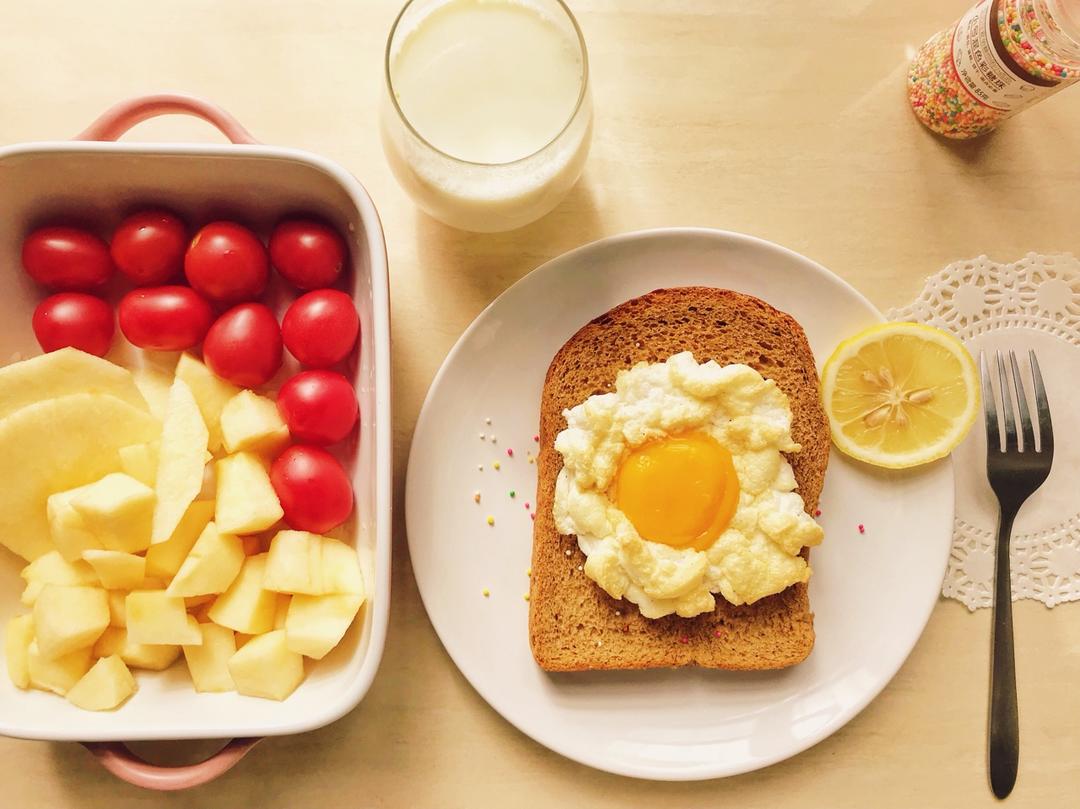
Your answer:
[951,0,1056,112]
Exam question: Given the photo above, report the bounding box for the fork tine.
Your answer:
[980,351,1000,452]
[1029,350,1054,457]
[996,352,1017,451]
[1008,351,1034,452]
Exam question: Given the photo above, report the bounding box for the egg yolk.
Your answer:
[612,431,739,552]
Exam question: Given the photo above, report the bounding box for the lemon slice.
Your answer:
[821,322,978,469]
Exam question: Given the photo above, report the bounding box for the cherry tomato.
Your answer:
[269,219,347,290]
[184,221,269,304]
[111,209,187,286]
[281,290,359,367]
[202,303,282,387]
[32,293,114,356]
[270,445,353,533]
[118,286,214,351]
[22,226,114,291]
[277,370,358,445]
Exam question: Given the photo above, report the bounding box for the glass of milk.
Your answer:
[382,0,592,233]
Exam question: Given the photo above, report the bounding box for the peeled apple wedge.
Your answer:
[182,623,237,692]
[126,592,202,646]
[166,522,245,597]
[27,642,93,695]
[69,473,156,554]
[152,378,209,543]
[0,393,159,561]
[20,551,98,606]
[227,630,305,701]
[207,554,281,634]
[174,353,240,454]
[93,627,181,671]
[144,500,216,580]
[215,452,283,535]
[285,592,365,660]
[32,585,110,660]
[132,366,173,422]
[5,614,35,689]
[66,655,137,711]
[46,488,103,561]
[0,348,147,422]
[82,550,146,590]
[220,390,290,455]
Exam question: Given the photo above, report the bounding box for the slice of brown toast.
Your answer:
[528,287,829,672]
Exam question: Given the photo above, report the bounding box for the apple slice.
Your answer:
[4,614,35,689]
[126,591,202,646]
[166,522,244,597]
[215,453,283,534]
[82,550,146,590]
[33,585,109,660]
[175,353,240,454]
[227,630,304,700]
[66,655,137,711]
[152,378,209,544]
[183,623,237,693]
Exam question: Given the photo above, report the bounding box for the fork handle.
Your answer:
[990,507,1019,799]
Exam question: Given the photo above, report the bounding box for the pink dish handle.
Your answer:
[82,738,261,791]
[73,93,259,144]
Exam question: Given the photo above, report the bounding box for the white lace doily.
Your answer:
[889,253,1080,610]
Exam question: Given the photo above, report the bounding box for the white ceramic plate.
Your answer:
[406,228,952,781]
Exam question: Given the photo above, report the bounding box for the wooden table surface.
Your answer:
[2,0,1079,806]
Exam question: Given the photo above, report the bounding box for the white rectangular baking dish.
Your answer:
[0,97,391,775]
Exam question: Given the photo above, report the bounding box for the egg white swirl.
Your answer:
[552,352,824,619]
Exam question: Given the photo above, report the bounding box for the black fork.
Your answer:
[980,350,1054,800]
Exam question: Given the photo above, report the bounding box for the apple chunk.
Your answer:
[69,473,156,554]
[207,554,281,634]
[144,500,216,580]
[66,655,137,711]
[285,592,364,660]
[126,591,202,646]
[118,442,158,488]
[27,642,93,695]
[175,353,240,454]
[166,522,244,597]
[5,614,35,689]
[33,585,109,660]
[152,378,209,544]
[183,623,237,692]
[215,453,283,534]
[93,626,180,671]
[227,630,304,700]
[220,390,289,455]
[46,488,102,561]
[82,550,146,590]
[20,551,98,606]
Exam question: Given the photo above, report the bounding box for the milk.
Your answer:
[382,0,592,232]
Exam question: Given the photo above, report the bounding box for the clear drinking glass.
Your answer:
[381,0,593,233]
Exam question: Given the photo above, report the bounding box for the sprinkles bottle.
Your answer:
[909,0,1080,138]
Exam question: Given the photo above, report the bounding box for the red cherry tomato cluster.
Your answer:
[22,211,360,534]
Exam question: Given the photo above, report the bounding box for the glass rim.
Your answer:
[383,0,590,168]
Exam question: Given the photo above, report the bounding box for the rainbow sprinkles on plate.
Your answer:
[529,287,830,672]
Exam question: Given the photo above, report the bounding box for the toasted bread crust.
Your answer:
[528,288,829,672]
